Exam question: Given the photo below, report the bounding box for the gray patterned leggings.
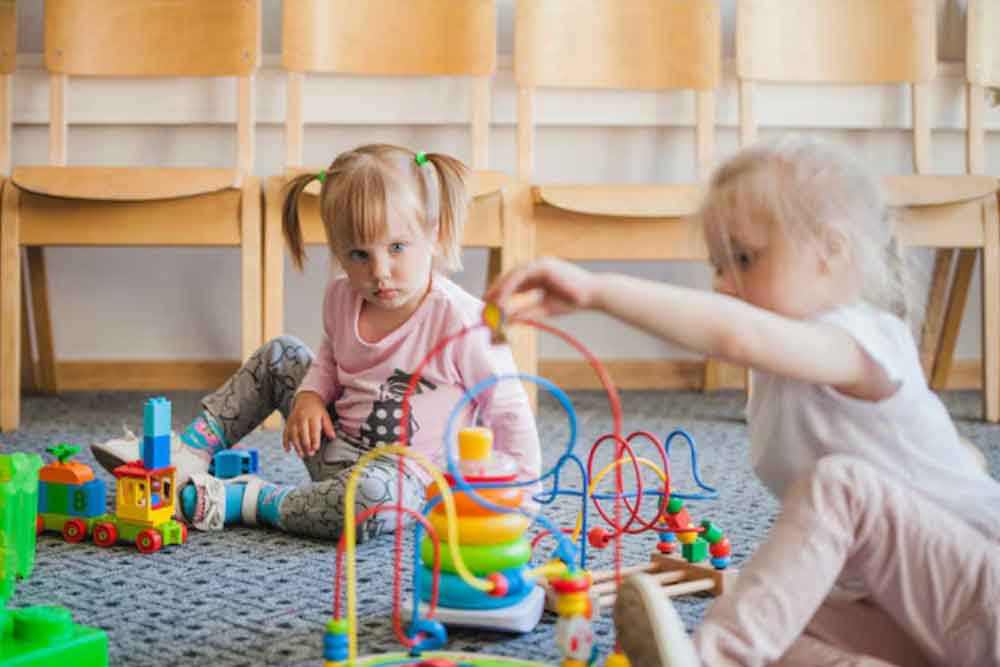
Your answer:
[201,336,426,542]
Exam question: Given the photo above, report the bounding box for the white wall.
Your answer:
[10,1,998,365]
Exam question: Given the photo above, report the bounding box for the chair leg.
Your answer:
[20,271,36,392]
[703,358,721,392]
[930,248,976,390]
[25,246,58,393]
[262,177,285,431]
[981,196,999,423]
[920,248,954,379]
[240,178,262,363]
[1,185,21,431]
[501,186,537,411]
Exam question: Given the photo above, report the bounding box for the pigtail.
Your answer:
[281,172,322,271]
[420,153,470,272]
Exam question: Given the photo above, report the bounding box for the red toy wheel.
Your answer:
[36,515,43,535]
[136,529,163,554]
[93,522,118,547]
[62,518,88,543]
[179,523,188,544]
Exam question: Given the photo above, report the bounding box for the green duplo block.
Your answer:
[682,537,709,563]
[0,606,108,667]
[0,454,43,603]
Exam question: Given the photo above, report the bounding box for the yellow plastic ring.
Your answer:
[428,510,530,546]
[427,485,524,516]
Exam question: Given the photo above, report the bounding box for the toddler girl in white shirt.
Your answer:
[487,136,999,666]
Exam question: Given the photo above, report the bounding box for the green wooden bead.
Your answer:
[700,520,724,544]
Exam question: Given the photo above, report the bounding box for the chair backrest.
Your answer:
[966,0,999,174]
[281,0,496,169]
[514,0,721,181]
[736,0,937,172]
[0,0,15,175]
[43,0,260,171]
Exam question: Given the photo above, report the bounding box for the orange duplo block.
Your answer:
[39,461,93,485]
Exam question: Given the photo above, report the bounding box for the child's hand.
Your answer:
[284,391,336,458]
[484,258,599,321]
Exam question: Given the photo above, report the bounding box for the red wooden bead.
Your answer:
[709,536,732,558]
[588,527,611,549]
[656,541,676,554]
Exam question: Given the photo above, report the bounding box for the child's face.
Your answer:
[712,223,848,318]
[338,215,436,314]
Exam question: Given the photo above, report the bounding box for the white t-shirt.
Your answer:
[748,302,1000,540]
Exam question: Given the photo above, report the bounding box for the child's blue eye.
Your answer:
[348,249,369,262]
[389,242,406,254]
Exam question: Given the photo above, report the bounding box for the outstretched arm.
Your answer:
[485,259,896,401]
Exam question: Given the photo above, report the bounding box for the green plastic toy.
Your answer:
[0,452,108,666]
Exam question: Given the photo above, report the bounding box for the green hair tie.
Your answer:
[316,170,326,184]
[415,152,429,166]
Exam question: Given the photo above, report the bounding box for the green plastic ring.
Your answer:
[415,152,429,166]
[420,536,531,575]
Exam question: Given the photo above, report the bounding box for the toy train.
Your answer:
[36,397,187,554]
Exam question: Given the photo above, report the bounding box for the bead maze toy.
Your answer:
[318,306,736,667]
[0,452,108,666]
[536,429,735,611]
[36,397,187,553]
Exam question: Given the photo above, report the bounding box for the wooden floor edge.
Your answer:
[43,358,984,391]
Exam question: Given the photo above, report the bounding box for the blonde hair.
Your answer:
[282,144,469,272]
[700,135,914,319]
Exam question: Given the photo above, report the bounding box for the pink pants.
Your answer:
[695,456,999,666]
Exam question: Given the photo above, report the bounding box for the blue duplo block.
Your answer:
[143,397,172,438]
[210,450,259,479]
[67,478,107,518]
[142,434,171,470]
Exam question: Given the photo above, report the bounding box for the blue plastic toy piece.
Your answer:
[209,450,259,479]
[66,479,107,518]
[142,435,171,470]
[143,397,171,439]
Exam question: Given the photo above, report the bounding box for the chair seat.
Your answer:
[284,167,511,199]
[884,174,998,208]
[535,184,704,218]
[11,166,242,201]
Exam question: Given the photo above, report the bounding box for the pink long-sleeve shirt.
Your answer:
[297,275,541,488]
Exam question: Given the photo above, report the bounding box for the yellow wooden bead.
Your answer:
[677,525,698,544]
[605,651,631,667]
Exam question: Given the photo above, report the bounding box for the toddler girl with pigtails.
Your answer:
[92,144,541,542]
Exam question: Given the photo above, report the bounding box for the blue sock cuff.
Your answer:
[179,412,228,454]
[180,483,244,527]
[224,484,246,525]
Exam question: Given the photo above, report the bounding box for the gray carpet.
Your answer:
[2,389,998,666]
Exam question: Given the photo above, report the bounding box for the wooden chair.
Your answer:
[514,0,736,391]
[0,1,21,394]
[0,0,262,432]
[965,0,1000,420]
[265,0,532,421]
[736,0,999,422]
